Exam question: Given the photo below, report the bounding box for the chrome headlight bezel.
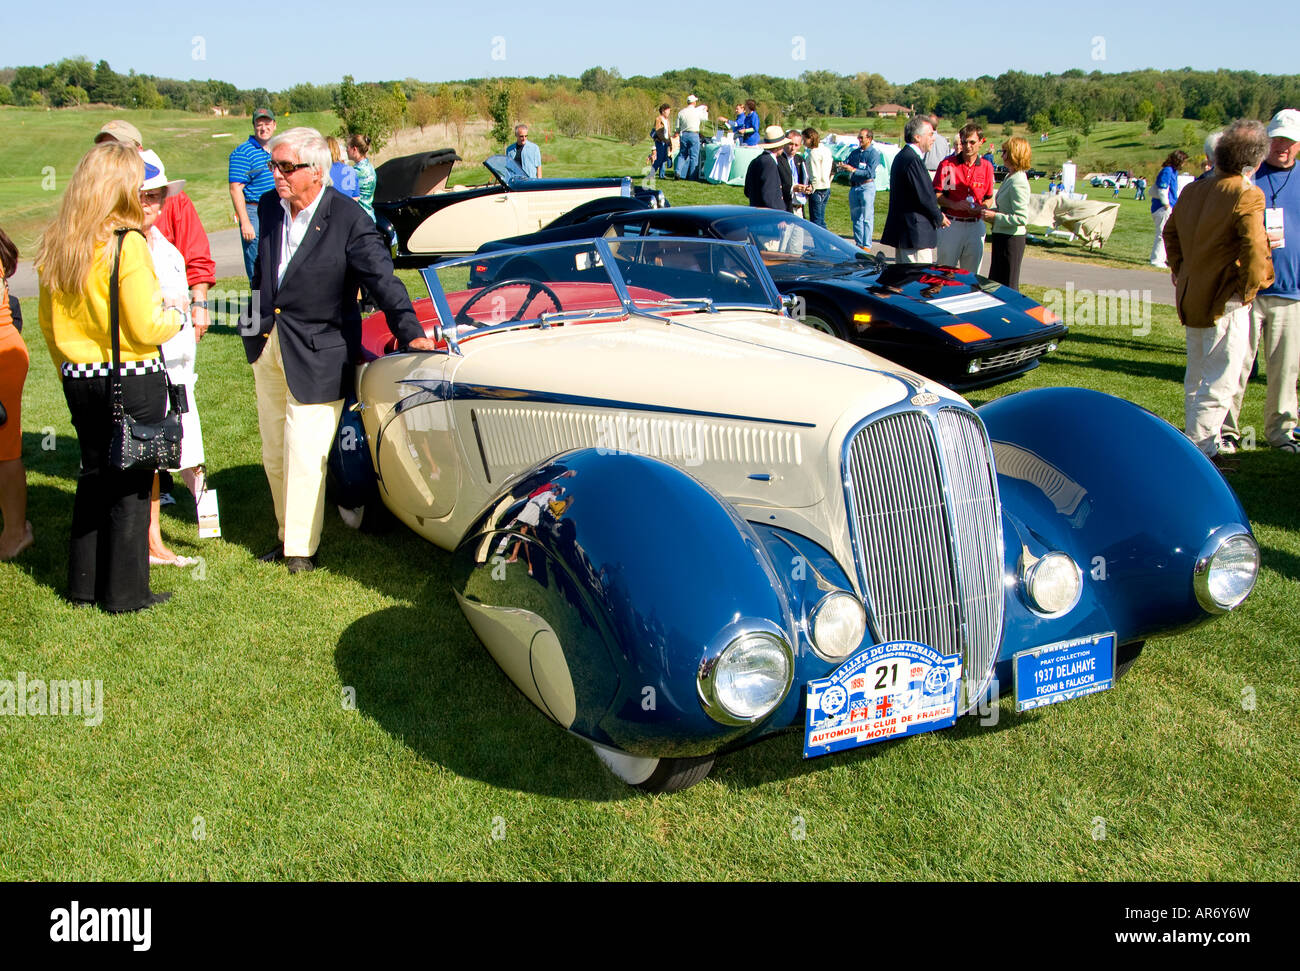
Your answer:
[698,625,794,726]
[1193,526,1259,614]
[809,590,867,662]
[1021,551,1083,617]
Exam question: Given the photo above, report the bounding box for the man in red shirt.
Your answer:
[94,121,215,338]
[933,122,996,274]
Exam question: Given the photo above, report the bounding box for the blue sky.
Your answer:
[4,0,1296,91]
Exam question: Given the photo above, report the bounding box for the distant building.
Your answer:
[868,103,911,119]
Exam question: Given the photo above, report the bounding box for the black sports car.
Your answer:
[477,205,1067,390]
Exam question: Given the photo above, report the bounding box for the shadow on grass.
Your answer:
[334,598,625,801]
[711,698,1039,791]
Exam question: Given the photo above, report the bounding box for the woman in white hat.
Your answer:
[139,150,206,566]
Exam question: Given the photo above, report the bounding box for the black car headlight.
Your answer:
[1194,527,1259,613]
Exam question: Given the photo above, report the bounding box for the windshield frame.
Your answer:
[484,154,529,187]
[419,236,784,355]
[707,211,868,267]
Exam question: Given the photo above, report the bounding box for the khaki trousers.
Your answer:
[1224,294,1300,446]
[252,329,344,558]
[1185,304,1251,457]
[936,219,986,273]
[895,247,937,264]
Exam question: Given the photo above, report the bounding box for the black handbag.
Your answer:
[107,229,185,472]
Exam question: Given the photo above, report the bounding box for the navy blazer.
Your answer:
[744,151,786,211]
[881,145,945,251]
[246,187,425,404]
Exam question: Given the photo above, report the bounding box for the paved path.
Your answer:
[11,227,1175,305]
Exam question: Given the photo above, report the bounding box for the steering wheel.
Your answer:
[455,278,563,327]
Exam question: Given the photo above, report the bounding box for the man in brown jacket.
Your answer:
[1164,119,1274,469]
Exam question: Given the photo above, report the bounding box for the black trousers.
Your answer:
[989,233,1026,290]
[62,370,166,611]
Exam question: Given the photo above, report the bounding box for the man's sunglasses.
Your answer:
[266,160,312,175]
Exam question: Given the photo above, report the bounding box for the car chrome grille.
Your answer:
[844,407,1003,711]
[976,341,1054,372]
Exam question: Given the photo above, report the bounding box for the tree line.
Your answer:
[4,58,1299,142]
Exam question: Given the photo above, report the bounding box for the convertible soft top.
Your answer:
[374,148,462,203]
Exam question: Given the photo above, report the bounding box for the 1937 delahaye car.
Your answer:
[330,237,1259,793]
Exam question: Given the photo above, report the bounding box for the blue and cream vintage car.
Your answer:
[332,237,1258,792]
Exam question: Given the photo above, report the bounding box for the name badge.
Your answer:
[1265,207,1285,250]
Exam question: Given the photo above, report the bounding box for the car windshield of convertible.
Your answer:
[422,239,783,336]
[709,213,866,270]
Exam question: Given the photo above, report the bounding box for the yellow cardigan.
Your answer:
[39,232,181,370]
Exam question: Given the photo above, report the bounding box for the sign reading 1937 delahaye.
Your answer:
[330,238,1259,793]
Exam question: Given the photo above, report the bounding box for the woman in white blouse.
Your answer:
[139,151,207,566]
[802,128,834,228]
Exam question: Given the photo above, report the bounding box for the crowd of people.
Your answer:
[1,111,420,610]
[2,102,1297,609]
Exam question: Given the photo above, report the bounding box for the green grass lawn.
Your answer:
[2,275,1297,881]
[0,106,340,251]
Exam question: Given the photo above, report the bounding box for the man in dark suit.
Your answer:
[246,126,437,573]
[882,115,950,263]
[744,126,791,210]
[782,130,812,217]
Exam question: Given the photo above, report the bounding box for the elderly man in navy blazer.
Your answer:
[882,115,950,263]
[246,126,437,574]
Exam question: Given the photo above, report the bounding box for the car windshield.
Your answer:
[708,213,864,267]
[420,238,781,340]
[484,154,528,187]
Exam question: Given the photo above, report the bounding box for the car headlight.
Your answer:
[698,631,793,725]
[810,591,867,661]
[1194,528,1259,613]
[1022,551,1082,616]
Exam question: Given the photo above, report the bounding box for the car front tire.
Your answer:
[592,743,716,794]
[799,301,849,341]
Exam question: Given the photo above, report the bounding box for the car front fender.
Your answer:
[979,387,1254,655]
[450,448,800,758]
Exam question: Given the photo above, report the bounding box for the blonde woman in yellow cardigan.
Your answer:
[36,141,181,613]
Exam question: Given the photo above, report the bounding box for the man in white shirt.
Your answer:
[675,94,709,182]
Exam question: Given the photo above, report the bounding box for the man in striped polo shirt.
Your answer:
[229,108,277,281]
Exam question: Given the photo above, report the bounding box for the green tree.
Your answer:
[409,91,436,132]
[334,75,405,152]
[1064,134,1081,157]
[1148,109,1165,135]
[1002,120,1015,137]
[486,79,515,145]
[579,66,621,96]
[1028,111,1051,134]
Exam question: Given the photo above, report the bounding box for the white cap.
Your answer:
[1267,109,1300,143]
[139,149,186,197]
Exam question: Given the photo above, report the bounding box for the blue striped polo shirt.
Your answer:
[228,136,275,205]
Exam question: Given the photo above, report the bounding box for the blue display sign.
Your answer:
[804,641,962,758]
[1013,632,1116,712]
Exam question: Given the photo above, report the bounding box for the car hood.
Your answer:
[779,263,1062,344]
[446,309,958,512]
